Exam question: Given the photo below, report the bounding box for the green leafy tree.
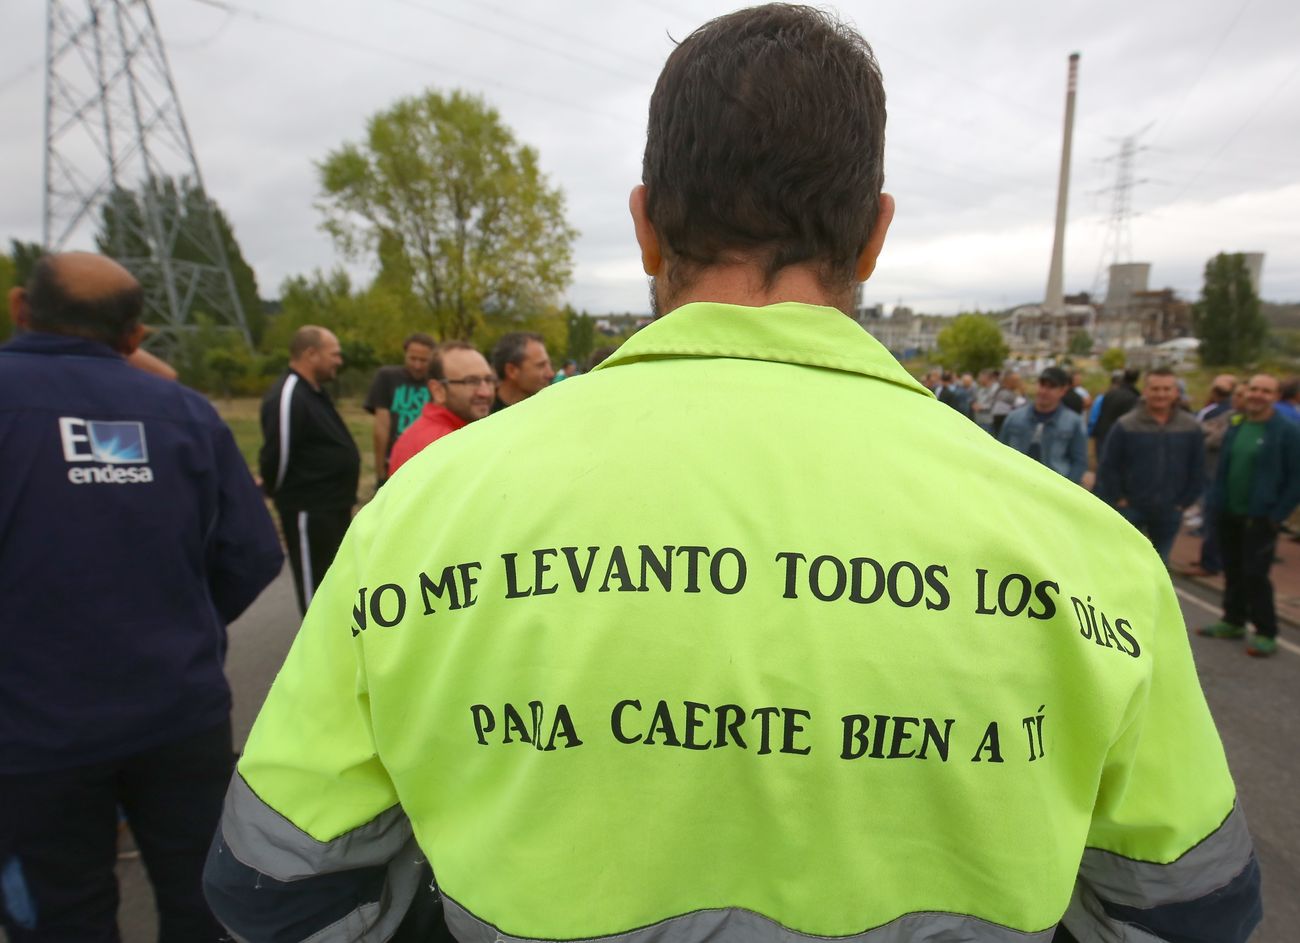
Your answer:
[1,240,45,344]
[9,239,43,285]
[934,313,1008,374]
[1067,330,1093,357]
[204,346,250,400]
[0,251,13,344]
[318,88,577,342]
[565,306,595,366]
[95,178,264,343]
[1193,252,1267,365]
[1100,347,1126,372]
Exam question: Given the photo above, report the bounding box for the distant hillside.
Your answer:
[1264,301,1300,330]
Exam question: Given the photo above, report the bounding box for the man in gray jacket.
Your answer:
[1096,367,1205,564]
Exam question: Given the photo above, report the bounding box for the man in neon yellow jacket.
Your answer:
[204,6,1261,941]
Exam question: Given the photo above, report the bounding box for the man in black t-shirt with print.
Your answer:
[364,332,435,487]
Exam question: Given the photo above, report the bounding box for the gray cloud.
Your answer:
[3,0,1297,315]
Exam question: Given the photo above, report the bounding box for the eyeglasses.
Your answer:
[441,375,498,388]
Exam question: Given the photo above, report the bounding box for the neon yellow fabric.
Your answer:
[239,301,1237,939]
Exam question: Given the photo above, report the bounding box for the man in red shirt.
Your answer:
[387,341,494,475]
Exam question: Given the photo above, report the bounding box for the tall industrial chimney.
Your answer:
[1044,53,1080,316]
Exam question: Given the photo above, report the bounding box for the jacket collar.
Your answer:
[593,301,933,399]
[0,331,125,361]
[420,402,468,430]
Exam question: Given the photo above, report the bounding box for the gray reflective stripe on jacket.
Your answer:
[441,895,1058,943]
[217,773,422,942]
[1078,802,1253,909]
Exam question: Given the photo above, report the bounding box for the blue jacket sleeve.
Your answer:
[208,421,284,624]
[1179,428,1206,510]
[1267,421,1300,522]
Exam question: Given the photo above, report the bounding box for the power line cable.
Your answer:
[1165,57,1300,206]
[871,38,1059,124]
[383,0,649,84]
[0,56,43,98]
[468,1,663,71]
[191,0,634,126]
[1149,0,1255,147]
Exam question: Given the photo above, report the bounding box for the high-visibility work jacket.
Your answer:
[205,302,1260,943]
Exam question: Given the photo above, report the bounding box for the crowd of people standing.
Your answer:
[931,361,1300,658]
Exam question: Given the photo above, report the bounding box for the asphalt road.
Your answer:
[8,569,1296,942]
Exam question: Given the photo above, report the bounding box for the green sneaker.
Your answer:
[1247,636,1278,658]
[1197,621,1245,639]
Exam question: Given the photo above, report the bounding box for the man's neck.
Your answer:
[1148,405,1172,424]
[1246,408,1274,423]
[661,262,852,316]
[496,381,526,407]
[290,364,320,391]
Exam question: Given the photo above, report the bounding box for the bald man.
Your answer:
[260,325,361,613]
[0,252,283,940]
[1199,373,1300,657]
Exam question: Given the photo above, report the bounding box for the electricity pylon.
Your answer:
[43,0,250,345]
[1092,122,1153,300]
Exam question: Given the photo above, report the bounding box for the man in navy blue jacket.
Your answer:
[0,253,283,940]
[1096,367,1205,564]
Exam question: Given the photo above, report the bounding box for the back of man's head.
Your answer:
[491,331,544,378]
[1123,368,1141,386]
[21,253,143,349]
[429,340,479,382]
[643,4,886,304]
[289,326,325,360]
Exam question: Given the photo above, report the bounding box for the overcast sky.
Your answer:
[2,0,1297,316]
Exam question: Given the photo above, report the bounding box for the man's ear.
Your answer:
[8,286,31,330]
[429,379,446,405]
[117,322,147,355]
[855,192,896,283]
[629,185,662,277]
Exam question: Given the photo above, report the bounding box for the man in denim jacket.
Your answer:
[999,366,1088,483]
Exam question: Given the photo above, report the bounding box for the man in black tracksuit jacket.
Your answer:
[260,326,360,613]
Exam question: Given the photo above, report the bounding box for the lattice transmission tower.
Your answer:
[1092,124,1152,300]
[43,0,250,345]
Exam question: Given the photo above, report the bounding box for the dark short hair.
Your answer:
[1038,366,1070,388]
[1146,367,1177,381]
[403,332,436,351]
[643,4,886,297]
[289,326,326,359]
[490,331,544,377]
[25,256,143,345]
[1123,368,1141,385]
[429,340,478,382]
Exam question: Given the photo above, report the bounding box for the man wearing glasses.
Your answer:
[387,341,495,476]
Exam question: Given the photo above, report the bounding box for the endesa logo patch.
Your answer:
[59,417,154,484]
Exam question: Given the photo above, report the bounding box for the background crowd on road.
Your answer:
[936,361,1300,657]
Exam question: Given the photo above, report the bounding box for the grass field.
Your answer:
[212,396,379,498]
